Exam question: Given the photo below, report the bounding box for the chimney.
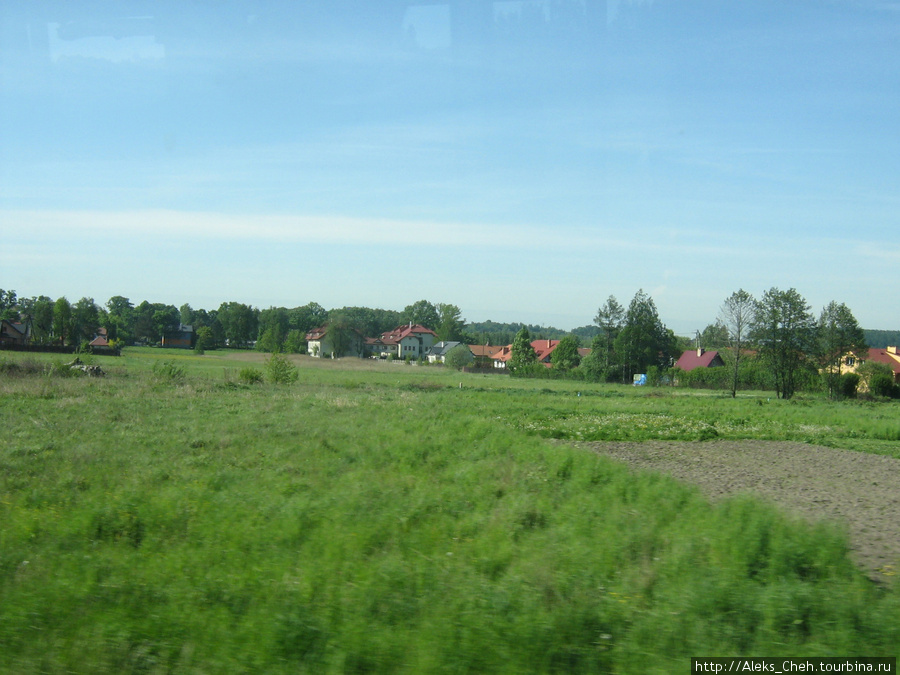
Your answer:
[697,348,704,357]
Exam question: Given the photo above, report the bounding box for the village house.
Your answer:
[162,324,195,349]
[674,348,726,372]
[305,325,365,358]
[841,346,900,383]
[491,339,563,369]
[0,319,31,347]
[469,344,506,368]
[425,341,463,364]
[362,324,437,360]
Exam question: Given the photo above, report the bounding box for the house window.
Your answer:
[845,357,855,367]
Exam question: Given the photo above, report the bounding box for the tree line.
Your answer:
[2,286,893,400]
[504,287,894,401]
[0,290,469,354]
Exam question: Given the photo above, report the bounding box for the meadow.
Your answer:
[1,348,899,673]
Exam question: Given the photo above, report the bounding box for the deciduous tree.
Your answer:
[594,295,624,370]
[0,289,18,321]
[444,343,474,370]
[817,301,867,399]
[550,335,581,372]
[719,289,755,398]
[325,314,358,357]
[436,303,466,342]
[32,296,54,344]
[52,297,72,345]
[402,300,439,330]
[751,287,817,400]
[72,297,100,345]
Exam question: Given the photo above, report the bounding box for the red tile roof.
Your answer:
[864,346,900,380]
[675,349,725,372]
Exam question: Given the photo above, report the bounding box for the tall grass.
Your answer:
[0,349,898,672]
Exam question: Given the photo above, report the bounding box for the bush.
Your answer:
[266,352,298,384]
[239,367,264,384]
[444,344,474,370]
[869,373,897,398]
[838,372,860,399]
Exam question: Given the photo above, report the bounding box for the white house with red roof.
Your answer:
[363,323,437,360]
[491,339,567,369]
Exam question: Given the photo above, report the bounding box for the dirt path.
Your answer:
[577,440,900,581]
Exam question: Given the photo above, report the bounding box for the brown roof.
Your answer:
[470,344,504,358]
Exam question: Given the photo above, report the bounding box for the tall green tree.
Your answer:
[508,327,538,376]
[0,289,19,320]
[52,297,72,345]
[71,297,100,345]
[580,333,608,382]
[217,302,258,348]
[325,314,358,357]
[594,295,625,369]
[32,296,54,344]
[719,289,755,398]
[751,287,817,400]
[402,300,440,330]
[615,290,673,381]
[550,335,581,373]
[817,301,867,399]
[106,296,134,342]
[257,307,290,352]
[290,302,328,334]
[179,303,195,326]
[436,303,466,342]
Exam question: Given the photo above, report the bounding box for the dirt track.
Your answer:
[577,440,900,581]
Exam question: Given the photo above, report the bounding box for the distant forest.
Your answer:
[466,321,599,347]
[864,330,900,349]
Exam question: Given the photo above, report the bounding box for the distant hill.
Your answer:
[864,329,900,349]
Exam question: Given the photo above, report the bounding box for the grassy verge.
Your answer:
[1,349,898,672]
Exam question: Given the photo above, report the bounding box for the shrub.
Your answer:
[869,373,896,398]
[444,344,474,370]
[239,367,264,384]
[266,352,298,384]
[838,372,860,399]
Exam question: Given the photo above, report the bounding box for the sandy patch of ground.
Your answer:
[577,440,900,581]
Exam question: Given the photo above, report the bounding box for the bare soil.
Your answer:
[576,440,900,581]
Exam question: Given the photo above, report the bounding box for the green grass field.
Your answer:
[2,348,899,673]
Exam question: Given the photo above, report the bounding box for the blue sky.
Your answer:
[2,1,898,334]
